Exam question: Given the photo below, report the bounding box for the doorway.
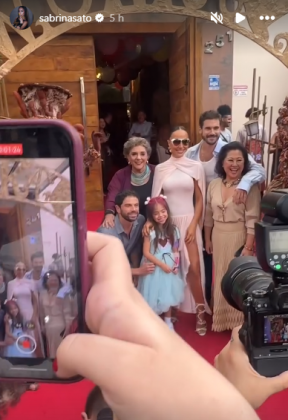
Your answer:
[93,19,195,189]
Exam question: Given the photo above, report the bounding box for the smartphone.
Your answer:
[0,119,88,382]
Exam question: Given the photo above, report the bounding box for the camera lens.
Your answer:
[221,256,273,310]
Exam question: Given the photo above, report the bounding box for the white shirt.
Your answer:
[129,121,152,143]
[196,148,217,187]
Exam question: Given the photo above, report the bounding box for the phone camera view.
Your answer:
[0,158,77,359]
[264,315,288,344]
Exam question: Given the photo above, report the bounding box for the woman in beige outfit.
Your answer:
[204,142,261,332]
[39,271,72,358]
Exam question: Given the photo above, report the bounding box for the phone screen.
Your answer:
[0,125,82,379]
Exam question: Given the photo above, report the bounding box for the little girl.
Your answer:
[138,195,184,330]
[3,300,36,358]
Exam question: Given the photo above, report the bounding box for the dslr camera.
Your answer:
[222,189,288,377]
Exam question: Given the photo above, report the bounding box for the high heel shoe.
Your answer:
[195,303,207,336]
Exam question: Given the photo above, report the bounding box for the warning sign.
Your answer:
[233,85,248,96]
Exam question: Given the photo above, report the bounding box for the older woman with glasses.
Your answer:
[103,137,155,228]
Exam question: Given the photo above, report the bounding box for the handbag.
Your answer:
[162,252,179,269]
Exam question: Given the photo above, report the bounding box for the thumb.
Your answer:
[56,334,155,390]
[266,371,288,395]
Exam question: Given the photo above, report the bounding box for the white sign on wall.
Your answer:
[233,85,248,96]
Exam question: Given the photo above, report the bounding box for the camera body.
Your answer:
[222,189,288,377]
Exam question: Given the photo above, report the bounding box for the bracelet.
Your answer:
[244,245,253,251]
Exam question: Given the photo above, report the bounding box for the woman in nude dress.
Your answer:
[204,142,261,332]
[7,262,44,357]
[39,271,73,358]
[151,126,211,335]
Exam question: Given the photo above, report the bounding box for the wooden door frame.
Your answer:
[93,20,202,146]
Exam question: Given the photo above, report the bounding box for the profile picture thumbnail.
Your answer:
[10,5,33,31]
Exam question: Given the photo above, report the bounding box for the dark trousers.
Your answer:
[202,229,213,304]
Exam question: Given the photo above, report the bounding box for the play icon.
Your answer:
[235,12,246,23]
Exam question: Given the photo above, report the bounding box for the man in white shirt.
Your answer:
[129,111,152,143]
[185,110,266,304]
[25,251,71,298]
[217,104,233,143]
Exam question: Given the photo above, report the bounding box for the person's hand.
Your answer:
[233,189,247,204]
[205,240,213,254]
[161,263,172,274]
[102,214,115,228]
[56,233,259,420]
[172,267,178,275]
[215,326,288,409]
[240,247,254,257]
[138,262,155,276]
[185,223,196,244]
[142,221,153,237]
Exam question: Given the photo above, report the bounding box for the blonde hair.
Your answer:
[123,137,151,158]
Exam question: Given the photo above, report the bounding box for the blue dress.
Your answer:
[4,326,29,358]
[138,228,185,314]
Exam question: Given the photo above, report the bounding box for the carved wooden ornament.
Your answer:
[0,0,288,78]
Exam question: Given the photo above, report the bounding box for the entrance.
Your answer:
[94,19,195,190]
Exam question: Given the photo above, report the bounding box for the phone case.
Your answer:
[234,245,244,258]
[0,119,89,383]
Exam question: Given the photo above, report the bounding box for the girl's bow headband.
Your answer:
[144,195,167,205]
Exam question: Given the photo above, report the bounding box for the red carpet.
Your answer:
[7,211,286,419]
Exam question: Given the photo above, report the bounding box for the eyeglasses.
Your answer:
[171,138,190,146]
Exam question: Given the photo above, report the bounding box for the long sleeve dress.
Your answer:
[152,156,211,315]
[39,291,73,358]
[204,178,261,331]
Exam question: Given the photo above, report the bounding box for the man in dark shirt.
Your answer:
[97,190,154,278]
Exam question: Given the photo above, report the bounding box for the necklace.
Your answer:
[131,165,151,186]
[222,178,240,188]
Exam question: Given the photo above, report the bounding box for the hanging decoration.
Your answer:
[143,36,165,54]
[152,41,171,62]
[96,36,119,56]
[125,44,142,61]
[116,68,131,85]
[130,68,140,81]
[101,67,115,83]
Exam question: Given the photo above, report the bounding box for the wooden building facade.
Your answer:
[4,16,233,211]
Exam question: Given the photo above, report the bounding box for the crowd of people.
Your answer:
[0,252,76,359]
[98,109,266,335]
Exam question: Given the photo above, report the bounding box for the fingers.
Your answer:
[56,333,156,392]
[87,232,132,287]
[269,371,288,394]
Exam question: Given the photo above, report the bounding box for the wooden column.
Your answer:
[5,35,103,212]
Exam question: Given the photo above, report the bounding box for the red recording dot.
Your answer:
[22,340,30,349]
